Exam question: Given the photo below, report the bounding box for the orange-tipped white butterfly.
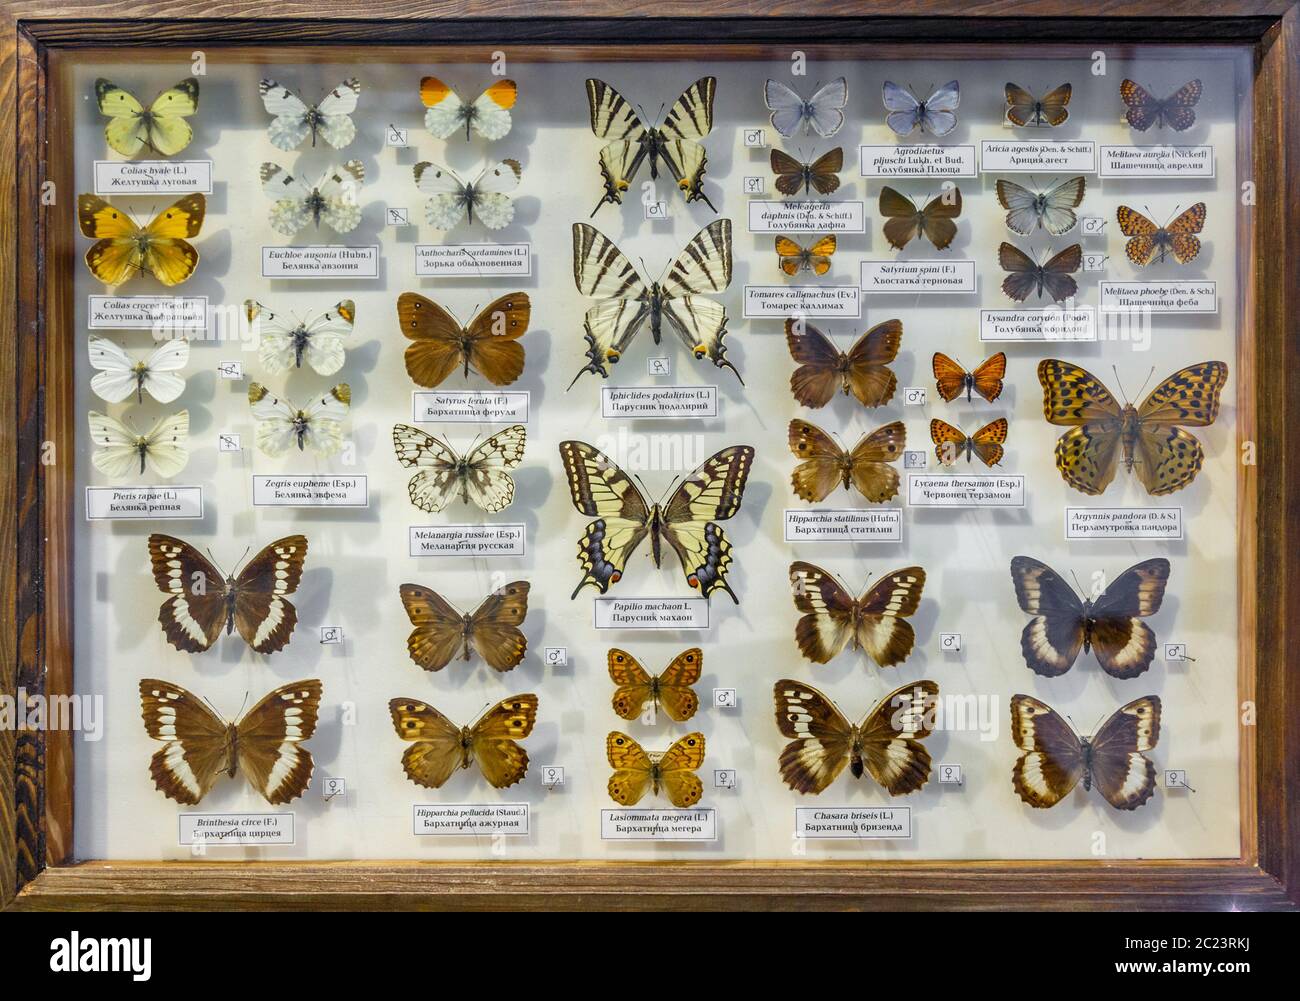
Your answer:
[421,77,517,140]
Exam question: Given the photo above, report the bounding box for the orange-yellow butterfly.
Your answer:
[606,731,705,808]
[77,193,204,286]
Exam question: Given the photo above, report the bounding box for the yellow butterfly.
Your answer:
[606,731,705,808]
[96,78,200,157]
[77,194,205,286]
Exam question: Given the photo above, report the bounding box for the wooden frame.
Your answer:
[2,0,1297,911]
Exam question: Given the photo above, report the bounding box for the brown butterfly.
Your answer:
[1038,358,1228,495]
[147,534,307,655]
[1004,82,1072,127]
[609,647,702,722]
[788,561,926,667]
[932,351,1006,403]
[785,317,901,409]
[1117,204,1206,266]
[389,694,537,789]
[1120,78,1201,132]
[774,679,939,795]
[607,731,705,808]
[788,418,904,503]
[775,234,836,276]
[398,581,529,672]
[878,185,962,250]
[139,678,321,804]
[397,291,530,388]
[930,417,1008,466]
[1010,556,1170,678]
[770,147,843,196]
[1011,694,1161,809]
[998,242,1081,302]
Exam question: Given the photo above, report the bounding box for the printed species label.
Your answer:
[1065,507,1184,540]
[784,508,902,542]
[93,159,214,194]
[179,813,294,846]
[409,524,526,557]
[85,485,203,520]
[593,597,709,629]
[413,391,530,423]
[252,475,368,507]
[795,806,911,839]
[412,804,529,836]
[261,246,379,278]
[415,243,532,277]
[601,809,717,841]
[601,386,719,419]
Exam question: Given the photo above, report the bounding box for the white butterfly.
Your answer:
[87,335,188,404]
[260,160,364,237]
[995,176,1087,236]
[763,78,847,138]
[414,159,521,230]
[392,424,526,514]
[420,77,517,141]
[882,80,961,137]
[248,383,350,457]
[245,299,354,376]
[259,78,361,151]
[88,409,189,479]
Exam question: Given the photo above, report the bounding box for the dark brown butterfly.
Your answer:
[932,351,1006,403]
[1117,203,1206,266]
[775,234,836,276]
[1120,78,1201,132]
[879,185,962,250]
[1010,556,1169,678]
[788,561,925,667]
[147,534,307,655]
[609,647,702,722]
[1004,82,1072,127]
[998,241,1081,302]
[397,291,529,388]
[398,581,529,672]
[769,147,843,196]
[785,317,900,409]
[139,678,321,804]
[1010,694,1161,809]
[390,694,537,788]
[774,679,939,795]
[930,417,1008,466]
[788,418,904,503]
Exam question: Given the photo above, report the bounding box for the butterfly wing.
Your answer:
[1088,558,1171,678]
[657,733,706,807]
[1133,360,1228,495]
[788,418,847,503]
[656,648,703,722]
[804,77,848,138]
[139,195,204,286]
[147,534,228,653]
[764,78,809,136]
[259,80,312,150]
[469,695,538,788]
[784,318,842,408]
[91,408,184,480]
[1040,175,1087,235]
[460,424,527,513]
[291,300,354,376]
[312,78,361,149]
[315,160,365,234]
[660,220,736,378]
[607,732,654,805]
[1159,79,1202,131]
[661,76,716,141]
[559,440,651,596]
[78,194,145,285]
[919,80,960,136]
[138,410,190,479]
[1010,695,1086,808]
[661,445,754,602]
[969,417,1009,467]
[848,420,905,502]
[299,384,351,455]
[608,649,656,720]
[970,352,1007,403]
[855,566,926,667]
[397,292,468,389]
[843,319,902,407]
[1009,555,1085,676]
[231,535,308,655]
[1116,204,1162,265]
[773,680,853,794]
[137,336,190,403]
[788,561,856,664]
[881,80,921,135]
[879,186,921,250]
[931,351,969,402]
[929,417,969,466]
[99,78,198,157]
[1003,82,1038,127]
[467,159,521,230]
[1164,202,1207,264]
[414,161,470,229]
[389,698,465,788]
[1038,359,1126,495]
[138,679,229,804]
[398,583,467,672]
[995,178,1042,236]
[1120,79,1159,131]
[585,78,644,140]
[392,423,461,514]
[234,680,322,804]
[918,188,962,250]
[1089,697,1162,809]
[87,337,142,403]
[775,235,808,276]
[420,76,467,138]
[857,680,940,794]
[463,292,529,386]
[1039,243,1082,302]
[87,411,144,479]
[770,148,808,196]
[807,146,844,195]
[260,162,317,236]
[96,80,149,156]
[468,80,517,140]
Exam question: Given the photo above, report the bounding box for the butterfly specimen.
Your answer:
[607,731,705,808]
[559,440,754,602]
[765,78,848,138]
[785,317,900,409]
[608,647,702,722]
[1010,556,1170,678]
[259,77,361,150]
[421,76,517,140]
[882,80,960,136]
[88,335,188,404]
[1010,694,1161,810]
[260,160,364,237]
[775,234,836,276]
[995,176,1086,236]
[398,581,530,673]
[1037,358,1228,495]
[414,159,521,230]
[390,694,537,789]
[932,351,1006,403]
[788,561,926,667]
[88,410,189,479]
[146,533,308,655]
[139,678,321,805]
[397,291,529,388]
[998,242,1082,302]
[77,194,204,286]
[1004,82,1072,127]
[1120,78,1202,132]
[586,76,717,215]
[770,147,843,196]
[788,418,904,503]
[1117,203,1207,266]
[245,299,354,377]
[569,220,737,386]
[96,77,199,157]
[774,679,940,795]
[930,417,1008,467]
[879,186,962,250]
[392,423,526,514]
[248,382,350,456]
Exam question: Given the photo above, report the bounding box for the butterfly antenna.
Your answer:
[1068,569,1087,599]
[202,694,225,721]
[230,545,252,576]
[1134,367,1156,402]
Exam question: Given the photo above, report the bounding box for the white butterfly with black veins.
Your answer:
[883,80,961,137]
[259,77,361,151]
[995,176,1087,236]
[392,423,526,514]
[88,335,188,403]
[764,77,848,138]
[260,160,364,237]
[414,159,520,230]
[88,409,189,479]
[248,383,350,456]
[570,219,738,386]
[245,299,354,376]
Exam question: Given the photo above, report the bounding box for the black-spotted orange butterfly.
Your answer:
[930,418,1008,467]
